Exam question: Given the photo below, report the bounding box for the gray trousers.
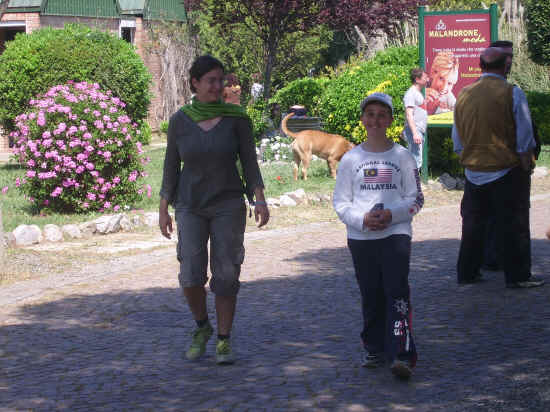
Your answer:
[176,198,246,296]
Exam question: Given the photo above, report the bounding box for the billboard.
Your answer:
[419,5,498,125]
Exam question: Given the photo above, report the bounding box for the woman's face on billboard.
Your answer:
[431,69,458,95]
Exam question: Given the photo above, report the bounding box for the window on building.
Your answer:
[121,27,135,43]
[0,25,26,54]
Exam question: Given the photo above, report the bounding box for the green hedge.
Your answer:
[526,0,550,66]
[0,24,152,142]
[527,91,550,145]
[270,77,329,114]
[317,46,418,144]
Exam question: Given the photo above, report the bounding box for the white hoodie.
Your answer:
[333,143,424,240]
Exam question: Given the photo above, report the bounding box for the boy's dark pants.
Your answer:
[348,235,417,366]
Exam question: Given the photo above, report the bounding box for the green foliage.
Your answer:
[138,121,152,146]
[270,78,329,113]
[527,91,550,145]
[427,128,463,176]
[525,0,550,66]
[246,100,269,142]
[160,120,169,134]
[0,24,152,137]
[195,8,332,101]
[10,82,147,214]
[316,46,418,144]
[429,0,487,10]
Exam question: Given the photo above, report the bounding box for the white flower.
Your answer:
[274,154,280,160]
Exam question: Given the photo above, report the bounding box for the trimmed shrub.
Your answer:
[525,0,550,66]
[527,91,550,145]
[10,81,149,213]
[246,99,269,142]
[427,128,463,176]
[0,24,152,142]
[316,46,417,144]
[270,77,329,114]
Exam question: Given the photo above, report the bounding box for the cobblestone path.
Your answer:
[1,196,550,411]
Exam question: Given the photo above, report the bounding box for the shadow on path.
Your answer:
[2,238,550,411]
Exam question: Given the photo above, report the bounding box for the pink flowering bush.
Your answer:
[11,81,148,213]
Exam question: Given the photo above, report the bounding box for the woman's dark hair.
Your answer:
[189,55,225,92]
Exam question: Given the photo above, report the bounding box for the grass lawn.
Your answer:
[2,144,550,233]
[0,145,337,232]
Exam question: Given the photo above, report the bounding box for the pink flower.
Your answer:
[113,205,120,211]
[82,202,89,208]
[104,201,111,209]
[26,170,36,178]
[50,187,63,197]
[112,176,121,184]
[87,193,96,201]
[146,184,152,198]
[103,151,111,160]
[1,186,8,194]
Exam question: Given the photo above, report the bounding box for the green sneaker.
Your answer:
[216,339,235,365]
[185,323,213,360]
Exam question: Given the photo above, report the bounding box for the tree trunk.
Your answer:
[263,41,276,101]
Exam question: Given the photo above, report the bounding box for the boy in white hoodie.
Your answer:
[333,93,424,379]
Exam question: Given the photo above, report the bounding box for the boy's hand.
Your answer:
[364,209,392,231]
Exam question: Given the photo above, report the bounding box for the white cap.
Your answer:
[360,92,394,114]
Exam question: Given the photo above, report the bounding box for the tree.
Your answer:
[525,0,550,65]
[196,11,332,102]
[188,0,324,100]
[144,19,198,121]
[187,0,423,100]
[319,1,422,54]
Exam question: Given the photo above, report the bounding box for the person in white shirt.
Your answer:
[403,68,429,170]
[333,93,424,379]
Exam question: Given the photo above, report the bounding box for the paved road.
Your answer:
[1,196,550,411]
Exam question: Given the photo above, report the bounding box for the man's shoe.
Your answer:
[506,276,545,289]
[458,272,483,285]
[185,323,213,360]
[216,339,235,365]
[361,350,384,368]
[390,359,412,379]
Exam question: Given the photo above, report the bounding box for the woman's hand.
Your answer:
[159,198,173,239]
[254,203,270,228]
[253,187,269,228]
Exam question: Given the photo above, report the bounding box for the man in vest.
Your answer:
[452,45,544,288]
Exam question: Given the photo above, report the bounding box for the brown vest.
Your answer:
[455,76,519,171]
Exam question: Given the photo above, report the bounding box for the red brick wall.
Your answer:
[134,17,163,130]
[0,12,40,31]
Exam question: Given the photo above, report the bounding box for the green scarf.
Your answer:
[181,97,250,123]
